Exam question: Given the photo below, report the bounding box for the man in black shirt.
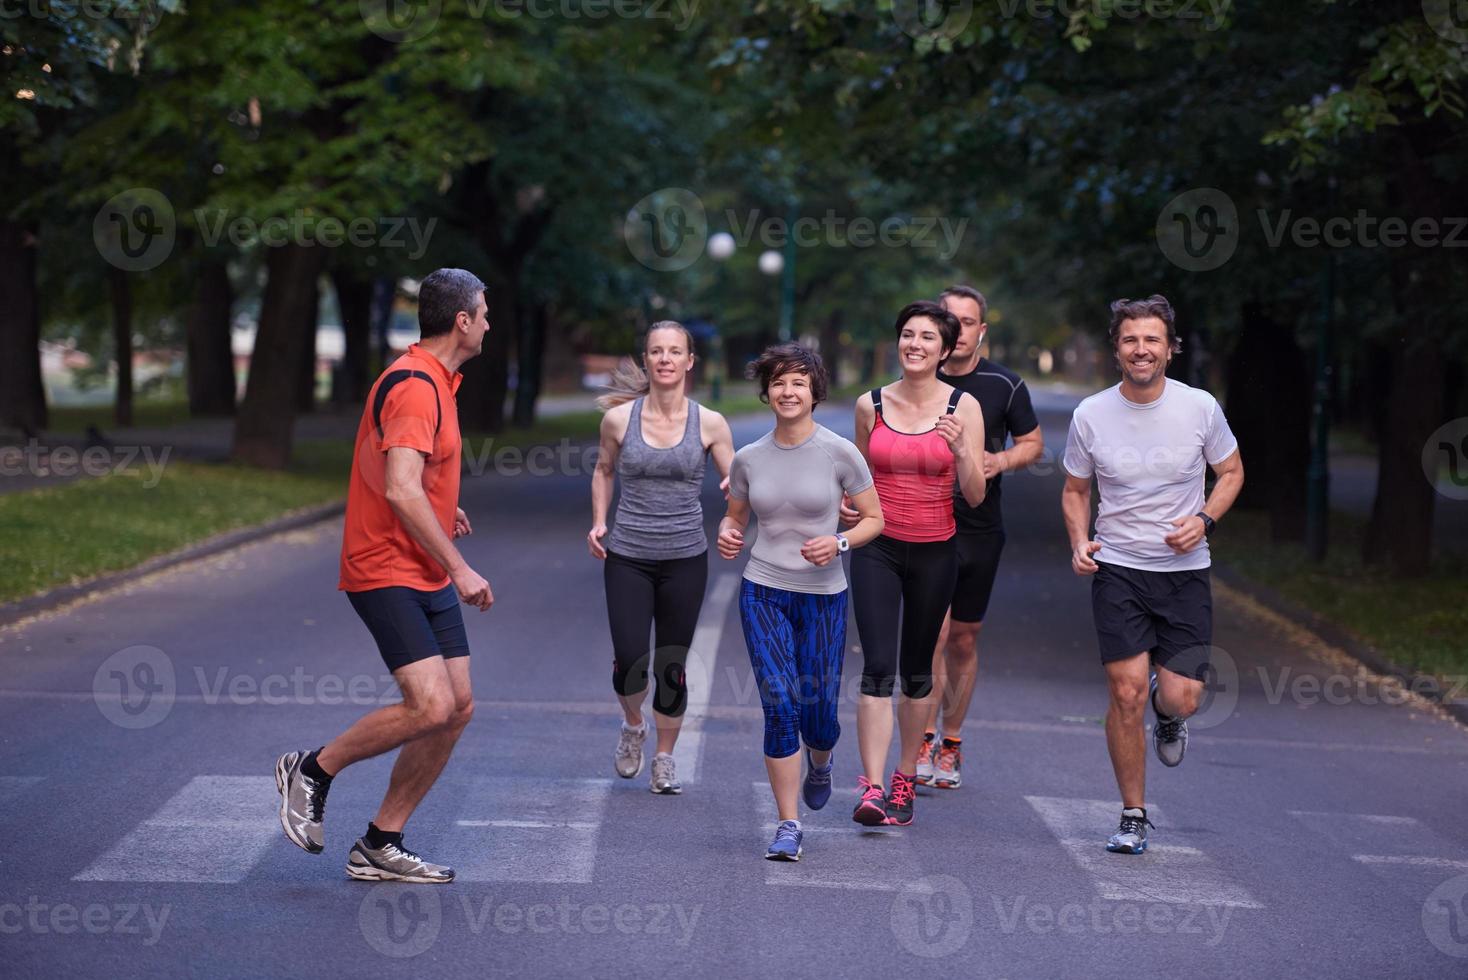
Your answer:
[918,285,1044,789]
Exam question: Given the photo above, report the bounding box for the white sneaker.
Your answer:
[614,722,646,778]
[649,752,682,795]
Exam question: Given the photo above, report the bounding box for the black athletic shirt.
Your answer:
[937,357,1039,533]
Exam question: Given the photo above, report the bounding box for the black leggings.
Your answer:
[603,550,708,717]
[851,534,958,699]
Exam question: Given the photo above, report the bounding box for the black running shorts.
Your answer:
[347,583,470,673]
[950,528,1006,624]
[1090,562,1211,680]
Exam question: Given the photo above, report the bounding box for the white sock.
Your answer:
[622,721,646,734]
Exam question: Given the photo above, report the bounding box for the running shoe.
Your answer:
[1106,807,1155,854]
[884,770,915,826]
[852,776,887,826]
[275,750,328,854]
[1151,673,1189,767]
[802,750,833,811]
[649,752,682,795]
[932,739,963,789]
[614,722,647,779]
[914,734,936,786]
[346,838,455,884]
[764,820,803,862]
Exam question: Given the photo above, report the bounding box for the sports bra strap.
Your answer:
[945,388,962,415]
[870,388,884,419]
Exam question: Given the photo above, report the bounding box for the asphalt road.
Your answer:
[2,395,1466,979]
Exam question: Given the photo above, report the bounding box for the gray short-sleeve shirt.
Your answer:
[728,424,874,595]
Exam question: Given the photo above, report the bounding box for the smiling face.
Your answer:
[1114,316,1172,387]
[643,326,694,389]
[898,315,952,377]
[767,369,814,422]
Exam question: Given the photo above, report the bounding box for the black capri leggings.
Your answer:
[603,550,709,717]
[851,534,958,699]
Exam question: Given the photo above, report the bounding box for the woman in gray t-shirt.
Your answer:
[719,343,884,861]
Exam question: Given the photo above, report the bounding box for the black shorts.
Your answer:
[347,583,470,673]
[950,528,1006,624]
[1090,562,1211,680]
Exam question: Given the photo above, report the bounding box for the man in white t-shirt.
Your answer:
[1061,295,1244,855]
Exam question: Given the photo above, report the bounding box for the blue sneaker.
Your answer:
[802,750,833,811]
[765,820,803,861]
[1106,807,1154,854]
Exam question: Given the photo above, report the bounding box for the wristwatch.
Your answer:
[835,533,850,553]
[1195,512,1216,537]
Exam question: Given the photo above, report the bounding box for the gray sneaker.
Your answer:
[1106,807,1155,854]
[649,752,682,795]
[614,723,647,779]
[1151,673,1189,767]
[346,838,454,884]
[276,750,327,854]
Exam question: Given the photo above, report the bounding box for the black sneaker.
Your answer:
[883,770,915,826]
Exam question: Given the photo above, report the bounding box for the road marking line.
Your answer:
[1353,855,1468,870]
[753,782,912,892]
[1288,810,1419,825]
[449,778,611,884]
[673,572,740,784]
[74,776,277,883]
[1026,796,1263,908]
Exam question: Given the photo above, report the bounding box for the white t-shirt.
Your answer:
[1063,379,1238,572]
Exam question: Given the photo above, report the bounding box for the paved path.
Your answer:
[2,401,1466,978]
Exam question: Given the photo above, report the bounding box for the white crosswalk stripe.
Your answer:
[1288,810,1468,881]
[672,572,740,785]
[73,776,278,883]
[1025,796,1263,908]
[448,777,611,883]
[753,782,914,891]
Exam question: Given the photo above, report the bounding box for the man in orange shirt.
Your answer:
[276,268,493,884]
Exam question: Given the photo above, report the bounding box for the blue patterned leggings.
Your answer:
[738,579,849,759]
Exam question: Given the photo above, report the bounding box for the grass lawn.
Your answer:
[1213,510,1468,683]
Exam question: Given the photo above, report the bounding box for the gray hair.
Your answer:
[418,268,487,339]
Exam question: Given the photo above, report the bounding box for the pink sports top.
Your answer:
[866,386,961,543]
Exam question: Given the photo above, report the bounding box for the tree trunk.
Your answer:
[186,255,236,417]
[820,309,844,390]
[332,270,373,406]
[512,300,547,428]
[458,273,515,434]
[109,265,134,429]
[232,243,325,468]
[1362,334,1443,575]
[0,219,47,432]
[295,272,321,413]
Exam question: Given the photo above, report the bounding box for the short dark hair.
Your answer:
[418,268,487,339]
[746,342,830,405]
[894,300,960,362]
[1108,294,1181,354]
[939,285,987,322]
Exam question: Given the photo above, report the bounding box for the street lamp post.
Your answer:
[707,231,735,403]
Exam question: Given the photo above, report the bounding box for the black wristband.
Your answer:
[1195,512,1216,537]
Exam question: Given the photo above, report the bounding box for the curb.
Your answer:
[1212,561,1468,728]
[0,500,346,628]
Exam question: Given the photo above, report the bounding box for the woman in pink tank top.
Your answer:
[845,300,986,829]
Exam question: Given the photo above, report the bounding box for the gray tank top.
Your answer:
[607,397,708,560]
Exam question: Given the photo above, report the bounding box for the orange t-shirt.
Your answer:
[338,344,464,593]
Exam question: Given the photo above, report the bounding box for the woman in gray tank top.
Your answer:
[588,322,735,795]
